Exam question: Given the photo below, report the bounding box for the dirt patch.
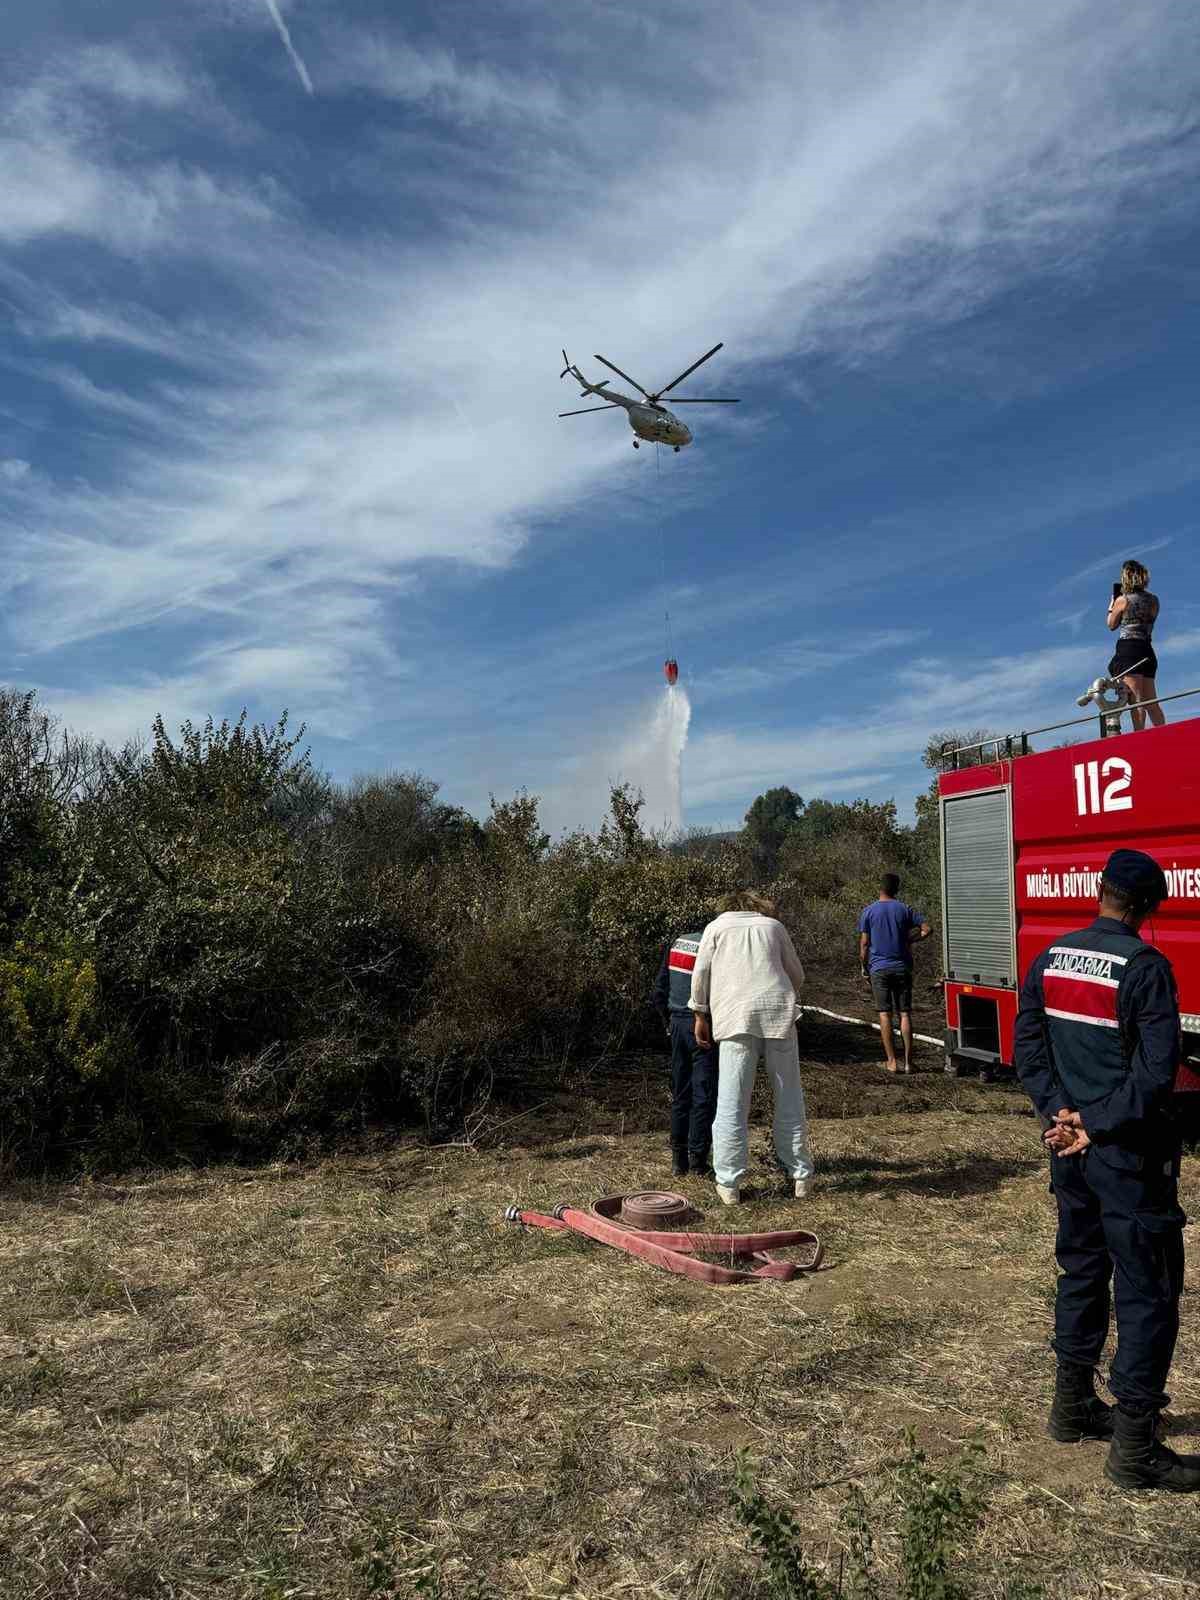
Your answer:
[502,1033,1027,1153]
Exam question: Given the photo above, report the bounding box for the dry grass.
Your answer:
[3,1025,1200,1598]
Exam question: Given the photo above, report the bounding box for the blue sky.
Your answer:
[2,0,1198,834]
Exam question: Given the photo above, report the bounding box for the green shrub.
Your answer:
[0,920,127,1169]
[731,1439,1037,1600]
[895,1433,986,1600]
[0,689,102,938]
[731,1449,835,1598]
[81,712,326,1060]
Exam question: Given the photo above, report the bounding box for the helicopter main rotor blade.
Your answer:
[558,405,621,417]
[653,342,725,399]
[593,354,652,399]
[663,397,740,404]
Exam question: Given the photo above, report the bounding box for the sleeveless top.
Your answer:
[1119,589,1158,642]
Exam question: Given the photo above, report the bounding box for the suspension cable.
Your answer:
[655,443,673,660]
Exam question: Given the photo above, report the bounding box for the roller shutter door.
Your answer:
[943,789,1013,986]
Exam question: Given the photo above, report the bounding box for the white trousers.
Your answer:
[712,1032,814,1188]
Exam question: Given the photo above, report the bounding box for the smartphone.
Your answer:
[1112,582,1122,600]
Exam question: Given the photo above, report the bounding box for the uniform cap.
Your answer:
[1102,849,1168,907]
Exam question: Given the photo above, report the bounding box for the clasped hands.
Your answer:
[1043,1109,1091,1157]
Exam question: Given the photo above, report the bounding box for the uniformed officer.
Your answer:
[651,927,718,1177]
[1014,848,1199,1492]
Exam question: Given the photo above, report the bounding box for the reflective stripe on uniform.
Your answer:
[669,936,700,974]
[1045,1007,1120,1029]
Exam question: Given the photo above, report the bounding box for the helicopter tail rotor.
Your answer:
[559,349,572,379]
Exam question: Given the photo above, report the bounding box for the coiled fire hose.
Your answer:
[504,1192,823,1287]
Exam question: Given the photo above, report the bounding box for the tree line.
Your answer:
[0,689,977,1172]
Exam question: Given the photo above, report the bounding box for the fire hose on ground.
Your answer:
[801,1003,943,1048]
[505,1191,822,1287]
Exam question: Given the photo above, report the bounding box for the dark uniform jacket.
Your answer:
[651,931,705,1020]
[1014,916,1181,1158]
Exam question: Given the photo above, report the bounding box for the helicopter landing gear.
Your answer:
[632,439,639,449]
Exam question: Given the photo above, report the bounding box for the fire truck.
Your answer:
[938,707,1200,1080]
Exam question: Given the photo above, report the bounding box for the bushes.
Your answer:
[399,790,741,1130]
[0,688,100,937]
[0,707,429,1168]
[75,714,437,1158]
[81,712,327,1061]
[3,706,736,1164]
[0,691,944,1173]
[0,917,127,1169]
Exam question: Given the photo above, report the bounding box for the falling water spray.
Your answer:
[662,683,692,835]
[545,683,692,837]
[624,683,691,836]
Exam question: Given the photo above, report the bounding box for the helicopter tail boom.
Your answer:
[559,354,638,410]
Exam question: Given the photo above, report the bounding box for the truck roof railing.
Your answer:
[939,684,1200,771]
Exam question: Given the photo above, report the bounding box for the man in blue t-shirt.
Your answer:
[857,874,932,1073]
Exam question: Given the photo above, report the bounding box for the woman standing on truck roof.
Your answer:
[1107,559,1165,731]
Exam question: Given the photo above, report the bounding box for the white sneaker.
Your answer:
[794,1178,811,1199]
[716,1183,740,1206]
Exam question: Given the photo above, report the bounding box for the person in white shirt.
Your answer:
[689,891,814,1206]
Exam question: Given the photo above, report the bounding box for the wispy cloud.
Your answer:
[1046,606,1091,637]
[1051,534,1176,594]
[67,46,191,109]
[1158,631,1200,658]
[262,0,315,95]
[2,1,1199,826]
[697,631,930,701]
[323,32,560,123]
[8,360,170,429]
[0,41,279,251]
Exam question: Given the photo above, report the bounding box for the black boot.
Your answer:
[688,1148,713,1178]
[671,1148,689,1177]
[1105,1406,1200,1492]
[1047,1363,1114,1443]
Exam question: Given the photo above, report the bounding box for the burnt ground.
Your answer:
[509,960,998,1149]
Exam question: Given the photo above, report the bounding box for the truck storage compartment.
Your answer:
[958,993,1002,1056]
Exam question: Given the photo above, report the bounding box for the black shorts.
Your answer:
[870,970,912,1014]
[1108,640,1157,680]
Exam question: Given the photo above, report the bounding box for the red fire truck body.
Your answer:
[938,717,1200,1075]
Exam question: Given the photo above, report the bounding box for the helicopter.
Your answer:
[557,342,739,450]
